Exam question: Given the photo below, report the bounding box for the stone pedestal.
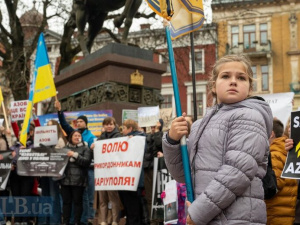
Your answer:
[54,43,166,124]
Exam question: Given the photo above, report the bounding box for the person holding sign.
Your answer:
[163,55,273,225]
[96,116,122,225]
[60,130,92,225]
[54,100,95,225]
[10,123,36,225]
[119,119,146,225]
[38,119,68,225]
[265,118,297,225]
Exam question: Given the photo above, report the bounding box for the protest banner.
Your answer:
[94,136,145,191]
[138,106,160,127]
[163,180,178,224]
[160,108,173,131]
[151,157,173,221]
[34,125,58,147]
[259,92,294,127]
[282,110,300,179]
[0,151,12,190]
[38,110,112,136]
[10,100,28,121]
[122,109,138,123]
[17,146,69,177]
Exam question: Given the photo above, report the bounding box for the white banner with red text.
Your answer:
[94,136,145,191]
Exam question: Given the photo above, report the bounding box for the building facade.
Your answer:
[212,0,300,109]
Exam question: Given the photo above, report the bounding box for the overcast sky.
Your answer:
[0,0,212,35]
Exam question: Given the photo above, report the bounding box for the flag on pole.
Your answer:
[146,0,204,39]
[0,87,3,108]
[19,33,56,146]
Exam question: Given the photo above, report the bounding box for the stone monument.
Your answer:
[54,43,166,124]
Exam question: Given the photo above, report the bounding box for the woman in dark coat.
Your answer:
[60,130,92,225]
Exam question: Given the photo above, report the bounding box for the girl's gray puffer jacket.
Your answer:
[163,97,273,225]
[60,142,92,187]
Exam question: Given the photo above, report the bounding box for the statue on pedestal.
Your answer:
[74,0,142,56]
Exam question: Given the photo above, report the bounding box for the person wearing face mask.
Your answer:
[60,130,92,225]
[54,100,96,225]
[96,116,122,225]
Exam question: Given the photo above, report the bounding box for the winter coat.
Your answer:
[144,131,163,169]
[60,142,92,187]
[163,97,273,225]
[98,127,122,140]
[265,136,298,225]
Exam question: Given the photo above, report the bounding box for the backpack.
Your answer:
[262,152,278,199]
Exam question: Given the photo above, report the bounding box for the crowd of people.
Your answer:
[0,54,300,225]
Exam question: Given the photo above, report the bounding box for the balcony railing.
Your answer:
[226,40,272,57]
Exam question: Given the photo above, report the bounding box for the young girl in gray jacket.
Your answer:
[163,55,273,225]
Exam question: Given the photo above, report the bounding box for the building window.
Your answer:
[260,23,268,45]
[190,49,204,73]
[231,26,239,47]
[161,95,173,109]
[159,54,170,74]
[191,93,203,117]
[261,65,269,91]
[243,24,256,49]
[252,66,257,92]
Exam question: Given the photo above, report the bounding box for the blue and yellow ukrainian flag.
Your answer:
[146,0,204,40]
[19,33,56,146]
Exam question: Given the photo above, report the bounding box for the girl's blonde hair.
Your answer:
[208,54,254,99]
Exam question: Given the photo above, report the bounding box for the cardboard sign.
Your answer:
[138,106,160,127]
[282,110,300,179]
[17,147,69,177]
[34,125,58,147]
[122,109,138,123]
[160,108,173,131]
[259,92,294,128]
[10,100,28,121]
[94,136,145,191]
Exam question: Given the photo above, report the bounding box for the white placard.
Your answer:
[34,125,58,147]
[0,119,3,127]
[94,136,145,191]
[163,180,178,224]
[10,100,28,121]
[258,92,294,127]
[138,106,160,127]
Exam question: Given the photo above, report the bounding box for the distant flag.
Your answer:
[146,0,204,39]
[19,33,57,146]
[0,87,3,108]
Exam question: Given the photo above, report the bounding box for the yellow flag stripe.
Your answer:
[0,87,3,108]
[33,64,56,103]
[19,101,33,146]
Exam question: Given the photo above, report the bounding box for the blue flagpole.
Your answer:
[165,25,194,202]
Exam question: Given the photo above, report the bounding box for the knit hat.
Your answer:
[77,115,88,125]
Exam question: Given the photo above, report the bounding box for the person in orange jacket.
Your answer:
[266,118,298,225]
